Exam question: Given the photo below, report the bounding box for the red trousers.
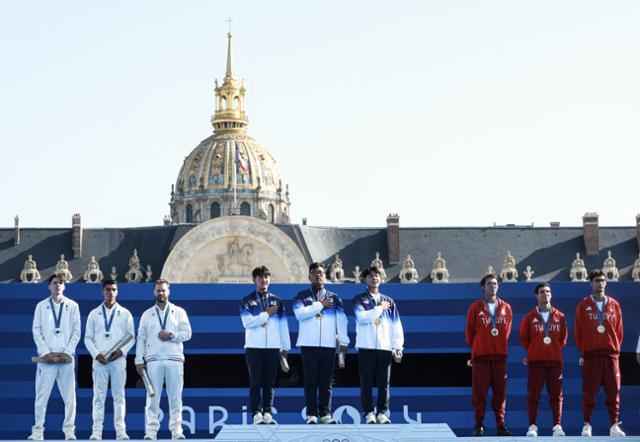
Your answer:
[582,354,620,425]
[527,362,563,426]
[472,359,506,427]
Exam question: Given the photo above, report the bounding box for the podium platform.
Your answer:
[177,423,455,441]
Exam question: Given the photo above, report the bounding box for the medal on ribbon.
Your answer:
[155,306,169,331]
[49,298,64,336]
[259,292,269,328]
[539,307,553,345]
[593,296,607,334]
[484,299,499,337]
[373,318,382,326]
[102,304,116,339]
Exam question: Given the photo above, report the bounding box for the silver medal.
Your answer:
[491,327,499,336]
[543,336,551,345]
[597,324,605,334]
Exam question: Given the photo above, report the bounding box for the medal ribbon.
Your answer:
[538,307,552,338]
[592,295,608,329]
[102,304,116,334]
[258,291,269,311]
[49,298,64,331]
[155,306,169,331]
[484,298,498,330]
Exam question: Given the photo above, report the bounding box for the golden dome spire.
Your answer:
[225,32,233,80]
[211,31,248,133]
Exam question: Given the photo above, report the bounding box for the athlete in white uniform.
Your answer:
[84,279,135,440]
[135,279,192,440]
[28,273,81,441]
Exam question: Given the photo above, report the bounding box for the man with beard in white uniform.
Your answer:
[135,279,192,440]
[28,273,81,441]
[84,279,135,440]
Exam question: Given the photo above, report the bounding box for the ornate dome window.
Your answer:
[186,204,194,223]
[240,202,251,216]
[268,204,275,223]
[211,202,221,219]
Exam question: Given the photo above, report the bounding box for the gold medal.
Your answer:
[373,318,382,326]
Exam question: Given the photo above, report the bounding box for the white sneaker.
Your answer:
[610,422,626,437]
[253,411,264,425]
[171,431,186,439]
[306,415,318,424]
[319,415,337,424]
[552,424,565,437]
[365,412,376,424]
[581,422,592,437]
[116,432,130,440]
[263,412,277,424]
[64,433,76,441]
[376,413,391,424]
[526,424,538,437]
[27,433,43,441]
[89,432,102,440]
[143,432,157,440]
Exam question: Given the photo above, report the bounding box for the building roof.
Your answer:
[1,222,638,283]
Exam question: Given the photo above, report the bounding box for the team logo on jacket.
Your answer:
[249,301,257,306]
[501,308,505,315]
[554,317,559,323]
[532,318,538,323]
[585,306,592,311]
[478,311,485,317]
[363,298,370,304]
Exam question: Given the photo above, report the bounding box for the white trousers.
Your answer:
[32,361,76,435]
[92,357,127,433]
[145,360,184,434]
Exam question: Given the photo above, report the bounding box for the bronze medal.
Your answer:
[374,318,382,326]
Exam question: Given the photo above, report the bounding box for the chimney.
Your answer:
[302,217,307,226]
[72,213,82,258]
[386,213,400,264]
[14,215,19,246]
[582,212,599,255]
[550,221,560,227]
[636,214,640,250]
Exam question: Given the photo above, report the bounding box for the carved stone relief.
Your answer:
[399,255,419,284]
[83,256,104,283]
[430,252,449,283]
[602,250,619,281]
[20,254,41,283]
[570,252,588,282]
[500,251,518,282]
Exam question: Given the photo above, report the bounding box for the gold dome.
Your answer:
[169,33,291,224]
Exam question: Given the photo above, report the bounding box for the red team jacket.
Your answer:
[519,308,567,363]
[574,295,623,356]
[465,297,512,360]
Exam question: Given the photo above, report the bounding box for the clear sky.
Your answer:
[1,1,639,228]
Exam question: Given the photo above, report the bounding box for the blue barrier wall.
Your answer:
[0,282,638,438]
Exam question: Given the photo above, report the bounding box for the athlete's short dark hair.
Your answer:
[589,269,606,282]
[480,273,500,287]
[252,266,271,279]
[534,282,550,294]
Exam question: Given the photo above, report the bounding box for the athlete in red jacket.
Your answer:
[519,283,567,437]
[574,269,625,437]
[465,273,513,437]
